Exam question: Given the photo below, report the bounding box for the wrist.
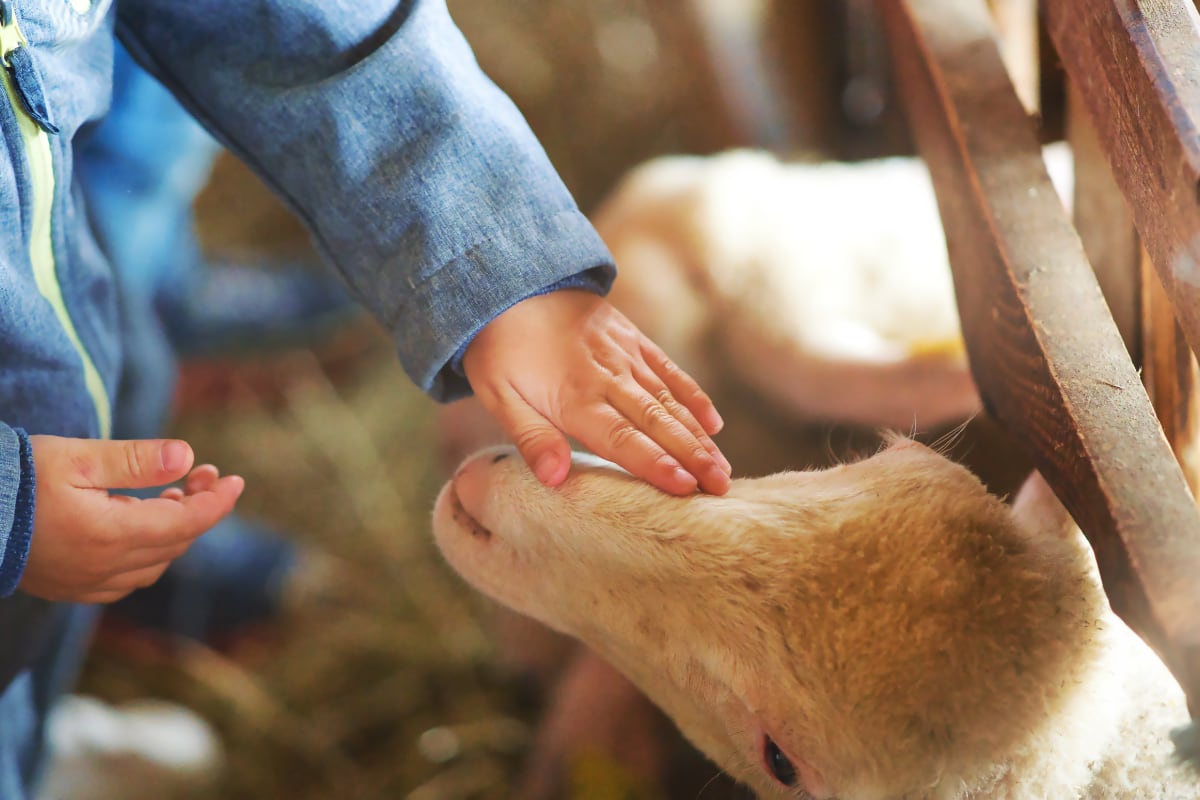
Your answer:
[459,275,609,385]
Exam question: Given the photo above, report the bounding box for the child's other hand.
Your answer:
[19,436,244,603]
[463,290,731,495]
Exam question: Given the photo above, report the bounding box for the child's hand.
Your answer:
[463,290,732,495]
[19,436,244,603]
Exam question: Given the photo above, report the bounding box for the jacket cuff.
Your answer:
[0,427,35,597]
[397,207,617,402]
[440,269,612,398]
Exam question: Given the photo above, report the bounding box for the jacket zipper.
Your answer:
[1,8,111,438]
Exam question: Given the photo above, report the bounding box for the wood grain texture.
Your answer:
[1068,74,1200,507]
[1067,76,1200,514]
[879,0,1200,711]
[1067,83,1142,356]
[1044,0,1200,360]
[1140,249,1200,495]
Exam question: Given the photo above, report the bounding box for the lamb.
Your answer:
[433,439,1198,799]
[595,149,975,430]
[595,144,1073,431]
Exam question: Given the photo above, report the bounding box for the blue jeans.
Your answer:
[0,604,98,799]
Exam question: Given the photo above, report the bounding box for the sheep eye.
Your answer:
[764,735,797,786]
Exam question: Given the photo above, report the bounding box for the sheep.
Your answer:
[595,145,1074,431]
[433,439,1198,799]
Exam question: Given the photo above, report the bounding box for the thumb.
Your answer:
[490,397,572,486]
[73,438,195,489]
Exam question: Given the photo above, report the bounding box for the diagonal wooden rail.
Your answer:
[877,0,1200,715]
[1053,0,1200,511]
[1044,0,1200,361]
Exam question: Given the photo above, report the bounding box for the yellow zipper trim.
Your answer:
[1,29,111,438]
[0,14,21,57]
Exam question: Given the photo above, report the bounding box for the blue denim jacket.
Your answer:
[0,0,615,687]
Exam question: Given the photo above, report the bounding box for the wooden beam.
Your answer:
[1141,249,1200,496]
[1067,82,1142,356]
[878,0,1200,712]
[1068,74,1200,501]
[1043,0,1200,361]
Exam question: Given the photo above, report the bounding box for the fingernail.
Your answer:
[673,467,698,492]
[712,448,732,474]
[534,453,560,484]
[161,441,189,473]
[706,408,725,434]
[706,465,732,494]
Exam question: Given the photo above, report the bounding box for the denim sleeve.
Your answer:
[0,425,36,598]
[114,0,616,401]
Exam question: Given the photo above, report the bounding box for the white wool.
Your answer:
[615,145,1073,357]
[973,523,1194,800]
[685,151,961,362]
[595,145,1074,428]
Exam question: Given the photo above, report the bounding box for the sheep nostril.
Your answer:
[491,452,510,464]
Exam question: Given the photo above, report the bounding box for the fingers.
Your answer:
[21,437,244,604]
[630,363,731,473]
[46,436,197,489]
[569,405,701,496]
[185,464,221,494]
[67,475,242,599]
[114,474,245,549]
[159,464,220,501]
[608,378,731,495]
[640,339,724,436]
[459,291,733,495]
[484,386,572,486]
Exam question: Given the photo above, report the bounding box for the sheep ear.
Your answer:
[1011,471,1076,541]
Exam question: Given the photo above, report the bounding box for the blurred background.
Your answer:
[68,2,1040,799]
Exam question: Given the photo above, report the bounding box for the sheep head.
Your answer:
[432,440,1104,799]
